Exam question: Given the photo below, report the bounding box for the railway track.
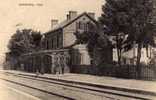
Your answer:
[0,78,74,100]
[1,72,156,100]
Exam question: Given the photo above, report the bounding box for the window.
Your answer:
[49,39,51,49]
[47,40,49,49]
[51,38,54,49]
[84,23,88,32]
[76,21,89,32]
[76,22,79,30]
[44,40,47,49]
[59,33,63,48]
[86,23,89,32]
[54,36,57,49]
[80,22,84,29]
[57,34,60,48]
[76,21,83,30]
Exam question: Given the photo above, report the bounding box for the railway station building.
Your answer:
[18,11,113,74]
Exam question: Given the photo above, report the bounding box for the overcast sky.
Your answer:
[0,0,104,62]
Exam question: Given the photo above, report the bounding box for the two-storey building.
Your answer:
[43,11,97,66]
[19,11,112,74]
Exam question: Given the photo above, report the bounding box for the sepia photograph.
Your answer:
[0,0,156,100]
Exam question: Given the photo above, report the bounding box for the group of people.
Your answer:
[35,52,70,77]
[52,53,70,74]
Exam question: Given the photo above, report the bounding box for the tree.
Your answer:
[69,22,112,66]
[99,0,156,78]
[99,0,133,66]
[8,29,43,54]
[7,28,43,69]
[31,31,42,51]
[8,29,33,56]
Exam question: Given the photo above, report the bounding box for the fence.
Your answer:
[70,64,156,81]
[141,64,156,80]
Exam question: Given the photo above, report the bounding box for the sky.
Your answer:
[0,0,104,63]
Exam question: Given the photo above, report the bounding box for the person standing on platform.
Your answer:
[57,53,62,74]
[35,68,40,77]
[60,54,64,74]
[63,52,70,73]
[54,53,62,74]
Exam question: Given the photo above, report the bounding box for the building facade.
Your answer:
[19,11,112,74]
[113,45,155,65]
[43,11,97,66]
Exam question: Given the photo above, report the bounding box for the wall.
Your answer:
[113,46,154,65]
[63,15,96,47]
[63,15,96,65]
[71,44,91,65]
[44,29,63,50]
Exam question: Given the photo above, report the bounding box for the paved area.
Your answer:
[2,70,156,94]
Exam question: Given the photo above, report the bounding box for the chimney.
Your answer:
[51,19,58,29]
[88,12,95,19]
[67,14,70,20]
[67,11,77,20]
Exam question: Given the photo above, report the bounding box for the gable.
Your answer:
[62,14,97,48]
[63,13,97,29]
[44,12,97,35]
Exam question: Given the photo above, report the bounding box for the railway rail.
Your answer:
[1,72,156,100]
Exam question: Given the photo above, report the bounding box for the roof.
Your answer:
[21,49,69,56]
[44,12,97,35]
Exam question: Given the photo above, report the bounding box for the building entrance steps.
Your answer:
[1,70,156,97]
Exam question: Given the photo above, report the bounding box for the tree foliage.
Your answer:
[31,31,42,50]
[99,0,132,65]
[73,22,112,65]
[7,29,42,57]
[99,0,156,77]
